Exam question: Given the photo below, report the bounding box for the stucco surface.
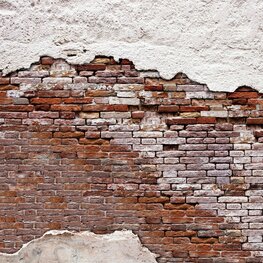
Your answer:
[0,230,158,263]
[0,0,262,91]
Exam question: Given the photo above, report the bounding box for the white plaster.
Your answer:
[0,0,262,91]
[0,230,158,263]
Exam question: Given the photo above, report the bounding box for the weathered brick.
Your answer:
[158,105,179,113]
[100,112,131,119]
[30,98,62,104]
[131,111,144,119]
[247,118,263,125]
[0,77,10,84]
[76,64,106,71]
[109,97,140,105]
[180,106,209,112]
[166,118,197,125]
[228,91,259,99]
[157,138,186,144]
[50,105,81,111]
[42,77,72,84]
[144,85,163,91]
[1,57,263,262]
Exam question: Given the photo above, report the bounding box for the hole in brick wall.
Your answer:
[163,144,179,151]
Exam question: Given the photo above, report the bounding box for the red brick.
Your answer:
[144,85,163,91]
[228,91,259,99]
[0,98,12,104]
[0,78,10,85]
[62,98,93,104]
[158,105,179,113]
[180,106,209,112]
[113,105,129,111]
[197,117,217,124]
[83,105,114,112]
[247,118,263,125]
[120,59,133,65]
[41,56,55,65]
[248,99,263,105]
[85,132,100,139]
[254,131,263,137]
[85,90,115,97]
[0,105,34,112]
[166,118,197,125]
[30,98,62,104]
[50,105,82,111]
[132,111,144,119]
[76,64,106,71]
[37,90,70,98]
[53,132,84,138]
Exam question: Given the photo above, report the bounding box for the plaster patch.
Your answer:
[0,0,263,91]
[0,230,158,263]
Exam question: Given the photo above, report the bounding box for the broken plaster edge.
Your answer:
[0,230,158,260]
[1,42,263,93]
[2,52,263,96]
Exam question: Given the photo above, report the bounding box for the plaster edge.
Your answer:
[2,55,263,95]
[0,230,158,260]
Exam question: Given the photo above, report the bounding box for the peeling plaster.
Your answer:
[0,0,262,91]
[0,230,158,263]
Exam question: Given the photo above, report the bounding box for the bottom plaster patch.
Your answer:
[0,230,158,263]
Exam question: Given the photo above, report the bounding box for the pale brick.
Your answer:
[207,170,232,177]
[42,77,72,84]
[133,145,163,152]
[201,111,228,118]
[109,97,140,105]
[101,131,132,138]
[133,131,163,138]
[101,112,131,119]
[218,196,248,203]
[218,210,248,216]
[157,138,186,145]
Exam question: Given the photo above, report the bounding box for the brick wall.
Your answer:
[0,56,263,262]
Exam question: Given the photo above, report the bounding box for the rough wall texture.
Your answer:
[0,230,158,263]
[1,0,263,91]
[1,57,263,262]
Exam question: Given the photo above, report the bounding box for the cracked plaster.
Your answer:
[0,0,262,91]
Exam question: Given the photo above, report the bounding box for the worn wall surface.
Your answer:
[0,57,263,262]
[0,0,263,91]
[0,230,157,263]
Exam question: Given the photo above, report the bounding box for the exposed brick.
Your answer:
[228,91,259,99]
[76,64,106,71]
[196,117,217,124]
[247,118,263,125]
[158,105,179,113]
[131,111,144,119]
[166,118,197,125]
[0,78,10,85]
[41,56,55,65]
[180,106,209,112]
[30,98,62,104]
[144,85,163,91]
[0,56,263,262]
[50,105,82,111]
